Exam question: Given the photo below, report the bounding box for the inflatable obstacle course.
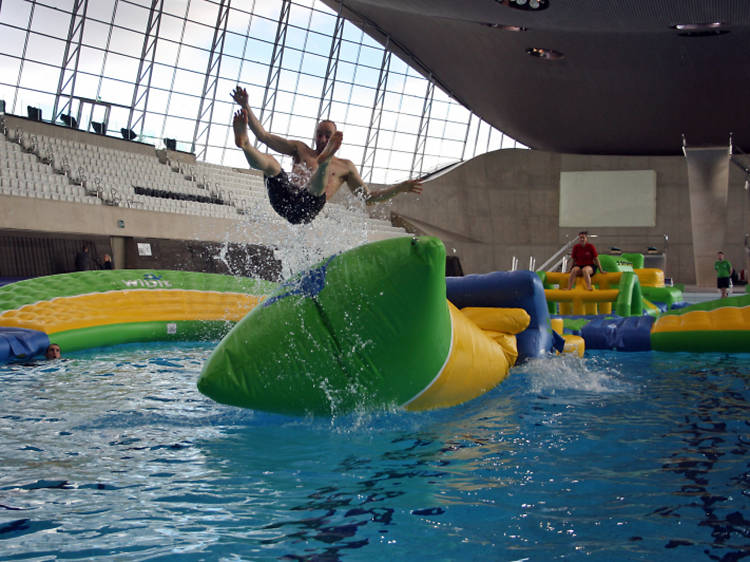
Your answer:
[540,251,683,316]
[198,237,533,416]
[651,294,750,352]
[0,270,276,360]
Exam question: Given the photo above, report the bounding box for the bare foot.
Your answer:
[231,86,248,107]
[233,110,249,148]
[318,130,342,162]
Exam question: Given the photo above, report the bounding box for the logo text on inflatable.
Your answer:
[121,273,173,288]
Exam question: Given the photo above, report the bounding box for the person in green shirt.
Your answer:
[714,251,732,298]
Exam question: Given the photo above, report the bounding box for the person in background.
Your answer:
[715,251,732,298]
[45,343,61,360]
[75,245,91,271]
[102,253,114,270]
[567,231,606,290]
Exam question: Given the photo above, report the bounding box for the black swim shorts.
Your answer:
[265,170,326,224]
[717,276,730,289]
[574,263,598,275]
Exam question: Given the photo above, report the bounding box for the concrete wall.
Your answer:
[375,149,750,285]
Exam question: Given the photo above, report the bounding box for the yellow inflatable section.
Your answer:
[0,270,277,354]
[0,290,262,334]
[403,304,529,411]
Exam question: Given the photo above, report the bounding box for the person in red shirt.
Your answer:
[567,231,605,290]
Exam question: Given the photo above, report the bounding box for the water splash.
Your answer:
[513,352,632,395]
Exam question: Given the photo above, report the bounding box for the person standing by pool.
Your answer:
[567,231,605,290]
[230,85,423,224]
[715,251,732,298]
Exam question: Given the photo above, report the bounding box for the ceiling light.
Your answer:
[672,22,729,37]
[526,47,564,60]
[500,0,549,11]
[482,22,527,31]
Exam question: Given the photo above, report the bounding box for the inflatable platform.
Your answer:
[540,252,750,353]
[0,270,276,361]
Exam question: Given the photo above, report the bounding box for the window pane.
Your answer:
[0,0,32,28]
[103,52,140,83]
[30,5,69,39]
[25,34,66,67]
[83,19,111,49]
[0,25,28,58]
[99,77,135,106]
[109,26,144,57]
[86,0,117,23]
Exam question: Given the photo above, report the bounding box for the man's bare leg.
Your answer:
[567,267,580,290]
[306,131,342,196]
[233,110,281,177]
[582,266,593,290]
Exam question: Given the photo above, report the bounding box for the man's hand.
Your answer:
[396,179,423,195]
[231,86,249,107]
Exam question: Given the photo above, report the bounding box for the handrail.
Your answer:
[537,238,576,272]
[537,234,601,272]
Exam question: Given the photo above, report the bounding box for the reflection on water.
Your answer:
[0,345,749,560]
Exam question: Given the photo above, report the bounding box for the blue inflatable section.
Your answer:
[578,315,655,351]
[0,327,50,362]
[447,270,560,361]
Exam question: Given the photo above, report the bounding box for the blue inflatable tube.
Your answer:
[579,315,655,351]
[0,327,50,362]
[447,271,558,361]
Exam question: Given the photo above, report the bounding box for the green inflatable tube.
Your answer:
[52,321,234,352]
[198,236,453,416]
[614,271,643,316]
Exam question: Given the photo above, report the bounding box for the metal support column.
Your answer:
[256,0,291,148]
[315,2,344,125]
[126,0,165,139]
[460,113,473,162]
[52,0,89,125]
[191,0,231,159]
[360,40,391,183]
[410,77,435,178]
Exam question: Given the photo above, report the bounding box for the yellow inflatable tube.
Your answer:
[404,304,529,411]
[0,290,262,335]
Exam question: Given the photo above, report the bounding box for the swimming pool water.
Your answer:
[1,344,748,561]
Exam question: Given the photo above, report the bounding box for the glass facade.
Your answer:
[0,0,523,184]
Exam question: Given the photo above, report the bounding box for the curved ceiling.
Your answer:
[323,0,750,155]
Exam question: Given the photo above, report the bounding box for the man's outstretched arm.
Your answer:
[231,86,299,157]
[345,161,423,205]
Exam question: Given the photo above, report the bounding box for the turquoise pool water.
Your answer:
[1,344,748,560]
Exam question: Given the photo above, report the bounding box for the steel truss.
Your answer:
[127,0,165,139]
[411,77,435,178]
[52,0,89,126]
[315,2,345,126]
[257,0,291,149]
[360,39,391,184]
[191,0,231,159]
